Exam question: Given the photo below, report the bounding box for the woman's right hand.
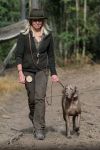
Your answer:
[18,71,25,84]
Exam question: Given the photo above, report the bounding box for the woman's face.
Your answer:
[31,19,44,30]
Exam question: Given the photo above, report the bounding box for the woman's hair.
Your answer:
[20,20,52,35]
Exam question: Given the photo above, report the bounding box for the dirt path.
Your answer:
[0,65,100,150]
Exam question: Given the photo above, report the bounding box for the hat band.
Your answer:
[28,16,47,20]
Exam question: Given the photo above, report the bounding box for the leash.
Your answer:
[57,80,65,88]
[45,80,65,106]
[45,82,53,106]
[46,79,100,106]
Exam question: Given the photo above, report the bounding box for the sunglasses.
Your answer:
[32,19,44,22]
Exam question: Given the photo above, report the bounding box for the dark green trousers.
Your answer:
[24,70,48,131]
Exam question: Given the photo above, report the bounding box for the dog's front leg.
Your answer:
[66,115,71,138]
[72,115,76,134]
[75,114,81,135]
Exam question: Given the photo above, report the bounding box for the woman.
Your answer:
[15,8,59,140]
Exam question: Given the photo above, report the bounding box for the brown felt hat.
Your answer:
[28,8,47,20]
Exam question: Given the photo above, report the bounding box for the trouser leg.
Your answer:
[33,70,48,130]
[24,72,35,123]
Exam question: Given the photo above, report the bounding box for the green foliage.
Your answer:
[0,0,20,63]
[58,32,75,48]
[0,0,100,66]
[0,40,15,63]
[0,0,20,27]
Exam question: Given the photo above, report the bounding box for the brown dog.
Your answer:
[62,85,81,138]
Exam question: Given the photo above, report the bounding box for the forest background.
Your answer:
[0,0,100,68]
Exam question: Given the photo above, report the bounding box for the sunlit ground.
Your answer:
[0,69,23,96]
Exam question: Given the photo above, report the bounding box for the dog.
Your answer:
[62,84,81,138]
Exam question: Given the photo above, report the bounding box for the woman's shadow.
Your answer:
[20,125,66,136]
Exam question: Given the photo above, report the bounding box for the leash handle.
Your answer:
[45,81,53,106]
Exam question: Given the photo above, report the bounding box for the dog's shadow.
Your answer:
[46,126,66,136]
[20,125,66,136]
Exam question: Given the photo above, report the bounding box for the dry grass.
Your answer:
[0,72,23,95]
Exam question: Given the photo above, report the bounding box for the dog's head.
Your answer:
[63,85,78,99]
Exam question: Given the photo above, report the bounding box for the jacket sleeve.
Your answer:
[47,34,57,76]
[15,33,25,65]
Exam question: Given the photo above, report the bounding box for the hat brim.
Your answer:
[27,17,48,20]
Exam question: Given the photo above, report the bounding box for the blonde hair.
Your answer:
[20,19,52,35]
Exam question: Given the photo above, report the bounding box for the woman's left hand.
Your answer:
[51,75,59,82]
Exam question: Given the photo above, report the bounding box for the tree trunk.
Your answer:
[76,0,80,60]
[20,0,26,20]
[64,2,68,64]
[82,0,87,57]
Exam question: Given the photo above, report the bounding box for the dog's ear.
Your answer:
[74,86,77,92]
[74,86,78,97]
[75,86,77,89]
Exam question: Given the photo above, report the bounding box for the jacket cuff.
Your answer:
[16,57,22,65]
[50,69,57,76]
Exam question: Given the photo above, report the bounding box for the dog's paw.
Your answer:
[71,130,75,135]
[67,135,72,139]
[74,127,79,132]
[76,131,80,136]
